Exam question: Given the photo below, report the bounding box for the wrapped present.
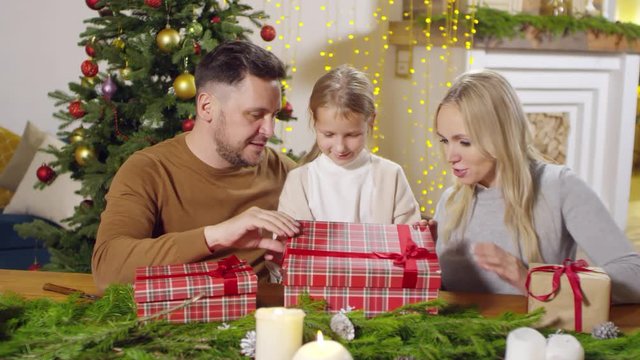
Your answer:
[526,259,610,332]
[281,221,441,317]
[134,255,257,323]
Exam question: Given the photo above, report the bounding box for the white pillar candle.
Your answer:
[546,334,584,360]
[292,331,352,360]
[505,327,547,360]
[255,307,306,360]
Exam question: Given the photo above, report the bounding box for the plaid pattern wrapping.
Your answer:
[285,286,439,317]
[136,295,256,323]
[282,221,441,316]
[134,255,257,323]
[282,221,441,289]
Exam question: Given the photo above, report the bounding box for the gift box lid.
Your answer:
[134,255,257,303]
[528,262,610,282]
[282,221,441,290]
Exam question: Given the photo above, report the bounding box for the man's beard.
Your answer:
[213,111,264,167]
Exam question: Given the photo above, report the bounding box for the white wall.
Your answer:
[0,2,94,136]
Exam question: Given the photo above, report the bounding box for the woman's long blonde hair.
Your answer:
[437,70,544,263]
[300,64,375,164]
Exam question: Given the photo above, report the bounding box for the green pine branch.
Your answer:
[1,287,638,359]
[417,7,640,42]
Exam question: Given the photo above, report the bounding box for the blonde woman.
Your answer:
[434,69,640,303]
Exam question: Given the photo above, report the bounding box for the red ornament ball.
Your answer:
[68,100,86,119]
[260,25,276,42]
[81,199,94,208]
[36,164,56,183]
[181,118,195,132]
[85,44,96,57]
[280,101,293,117]
[85,0,104,10]
[28,260,42,271]
[144,0,162,8]
[260,25,276,41]
[193,41,201,55]
[81,59,99,77]
[210,15,221,24]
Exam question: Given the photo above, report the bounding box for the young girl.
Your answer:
[434,69,640,303]
[278,65,421,224]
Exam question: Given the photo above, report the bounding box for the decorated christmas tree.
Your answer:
[14,0,295,272]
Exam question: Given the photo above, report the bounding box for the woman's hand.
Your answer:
[472,242,528,294]
[414,218,438,242]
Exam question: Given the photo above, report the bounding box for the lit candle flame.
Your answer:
[317,330,324,343]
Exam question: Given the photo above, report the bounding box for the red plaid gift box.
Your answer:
[134,255,257,323]
[281,221,441,317]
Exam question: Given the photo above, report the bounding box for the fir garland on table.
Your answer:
[1,286,639,359]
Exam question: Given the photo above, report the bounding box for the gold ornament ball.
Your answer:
[112,37,125,49]
[69,127,85,144]
[173,72,196,100]
[156,27,181,53]
[81,76,96,88]
[74,145,95,166]
[120,66,132,80]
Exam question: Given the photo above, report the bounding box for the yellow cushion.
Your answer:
[0,127,20,208]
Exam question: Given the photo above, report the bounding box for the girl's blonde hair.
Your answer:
[436,69,544,263]
[300,65,375,164]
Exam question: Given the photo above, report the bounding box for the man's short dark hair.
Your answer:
[195,40,286,91]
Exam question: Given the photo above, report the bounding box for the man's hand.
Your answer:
[472,242,528,294]
[204,207,300,253]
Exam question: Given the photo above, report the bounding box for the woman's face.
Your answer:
[436,103,497,187]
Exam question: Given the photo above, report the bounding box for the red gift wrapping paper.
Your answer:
[134,255,257,323]
[282,221,441,316]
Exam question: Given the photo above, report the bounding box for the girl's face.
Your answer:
[314,106,370,166]
[436,103,497,187]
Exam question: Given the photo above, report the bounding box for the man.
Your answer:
[92,41,300,293]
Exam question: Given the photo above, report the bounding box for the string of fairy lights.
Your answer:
[253,0,476,216]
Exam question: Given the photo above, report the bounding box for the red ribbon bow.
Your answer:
[136,255,245,295]
[375,242,432,267]
[525,258,593,332]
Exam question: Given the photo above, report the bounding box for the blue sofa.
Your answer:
[0,214,51,269]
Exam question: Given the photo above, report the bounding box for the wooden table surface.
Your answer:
[2,269,639,332]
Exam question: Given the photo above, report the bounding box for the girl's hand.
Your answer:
[472,242,528,294]
[414,218,438,243]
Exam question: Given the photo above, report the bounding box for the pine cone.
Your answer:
[240,330,257,358]
[591,321,620,339]
[330,312,355,341]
